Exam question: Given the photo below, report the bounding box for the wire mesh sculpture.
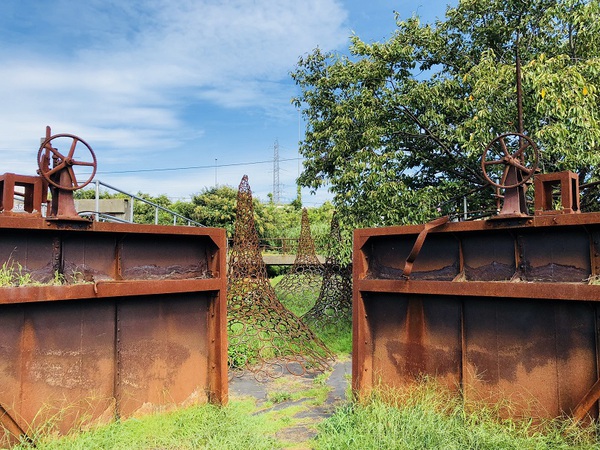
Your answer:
[227,175,333,380]
[274,208,324,315]
[303,211,353,325]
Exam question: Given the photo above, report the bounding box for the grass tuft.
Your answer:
[10,400,285,450]
[314,380,600,450]
[0,260,33,287]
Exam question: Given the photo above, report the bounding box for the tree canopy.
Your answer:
[292,0,600,228]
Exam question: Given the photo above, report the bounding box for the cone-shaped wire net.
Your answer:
[274,208,324,315]
[303,212,353,325]
[227,175,333,381]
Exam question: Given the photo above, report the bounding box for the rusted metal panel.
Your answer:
[61,234,120,281]
[367,234,459,281]
[366,294,462,389]
[18,301,116,434]
[518,229,591,282]
[0,216,227,446]
[0,305,26,435]
[463,298,597,418]
[592,231,600,278]
[117,293,211,417]
[354,214,600,420]
[462,231,516,281]
[119,234,212,280]
[0,230,56,282]
[0,300,116,437]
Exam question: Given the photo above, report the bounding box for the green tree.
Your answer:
[188,185,239,235]
[75,188,188,225]
[132,193,175,225]
[188,185,301,239]
[188,184,336,255]
[292,0,600,228]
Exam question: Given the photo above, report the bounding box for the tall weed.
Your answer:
[9,401,283,450]
[314,380,600,450]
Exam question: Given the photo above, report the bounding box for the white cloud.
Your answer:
[0,0,347,204]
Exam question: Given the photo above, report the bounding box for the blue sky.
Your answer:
[0,0,455,205]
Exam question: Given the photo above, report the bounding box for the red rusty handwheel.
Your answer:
[37,134,97,191]
[481,132,539,189]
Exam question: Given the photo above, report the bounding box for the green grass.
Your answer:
[7,372,336,450]
[313,380,600,450]
[9,400,284,450]
[0,260,33,286]
[311,318,352,355]
[270,275,284,285]
[10,377,600,450]
[270,275,352,356]
[264,372,332,408]
[275,283,321,317]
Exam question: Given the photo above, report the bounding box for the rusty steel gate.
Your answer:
[353,183,600,420]
[0,217,227,445]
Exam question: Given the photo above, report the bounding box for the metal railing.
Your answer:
[90,180,205,227]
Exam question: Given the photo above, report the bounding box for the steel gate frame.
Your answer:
[0,216,227,446]
[353,212,600,420]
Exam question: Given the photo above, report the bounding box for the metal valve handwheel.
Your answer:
[481,132,539,189]
[37,134,97,191]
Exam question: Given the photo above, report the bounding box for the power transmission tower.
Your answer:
[273,139,281,204]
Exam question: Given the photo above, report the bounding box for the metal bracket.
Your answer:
[1,403,34,446]
[573,378,600,422]
[402,216,449,279]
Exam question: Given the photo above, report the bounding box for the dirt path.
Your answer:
[229,358,351,449]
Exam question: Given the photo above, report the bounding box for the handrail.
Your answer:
[228,238,300,255]
[9,179,204,226]
[91,180,205,227]
[78,211,133,224]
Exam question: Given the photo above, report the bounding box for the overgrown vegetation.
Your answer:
[9,378,599,449]
[314,380,600,450]
[9,400,282,450]
[0,259,72,287]
[0,260,33,287]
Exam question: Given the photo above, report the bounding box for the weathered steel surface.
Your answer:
[0,217,227,446]
[535,171,581,215]
[354,211,600,420]
[116,293,211,417]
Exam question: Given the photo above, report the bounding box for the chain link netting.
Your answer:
[227,176,333,381]
[303,212,353,325]
[274,208,324,316]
